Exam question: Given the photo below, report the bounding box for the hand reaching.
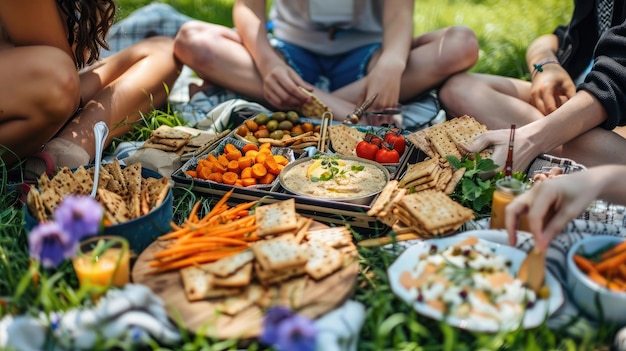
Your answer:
[465,127,540,173]
[261,62,314,110]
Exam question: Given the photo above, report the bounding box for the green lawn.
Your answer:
[4,1,617,351]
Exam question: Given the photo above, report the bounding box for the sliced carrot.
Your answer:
[211,161,227,174]
[222,172,239,185]
[251,163,268,178]
[186,170,198,178]
[241,167,253,179]
[224,143,239,155]
[225,149,243,161]
[273,154,289,166]
[259,172,276,185]
[259,142,272,151]
[255,152,269,165]
[235,179,244,187]
[241,177,257,187]
[573,254,597,274]
[207,172,223,183]
[242,143,259,154]
[227,160,240,173]
[199,166,213,180]
[264,155,281,175]
[245,150,259,159]
[238,157,254,170]
[217,155,230,167]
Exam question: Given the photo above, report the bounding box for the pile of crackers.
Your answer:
[327,124,366,156]
[367,180,475,238]
[400,115,492,194]
[253,131,321,149]
[179,199,357,315]
[27,159,170,225]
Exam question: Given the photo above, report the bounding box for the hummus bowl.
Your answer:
[278,155,390,205]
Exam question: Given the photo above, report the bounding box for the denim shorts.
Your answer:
[270,37,381,92]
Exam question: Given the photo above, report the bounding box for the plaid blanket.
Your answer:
[101,3,193,57]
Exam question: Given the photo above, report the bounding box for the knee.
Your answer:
[137,36,177,58]
[441,26,479,72]
[174,21,224,69]
[37,49,81,125]
[438,73,474,106]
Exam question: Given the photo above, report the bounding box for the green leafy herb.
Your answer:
[446,153,499,219]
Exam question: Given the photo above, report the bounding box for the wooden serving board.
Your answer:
[131,221,359,340]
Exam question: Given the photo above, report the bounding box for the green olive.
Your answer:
[271,111,287,122]
[286,111,300,125]
[278,120,294,131]
[266,120,279,132]
[254,112,270,126]
[244,135,258,143]
[270,130,284,140]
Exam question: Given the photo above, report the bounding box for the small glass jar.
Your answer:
[490,178,530,232]
[72,235,130,291]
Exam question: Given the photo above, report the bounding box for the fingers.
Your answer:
[465,131,496,153]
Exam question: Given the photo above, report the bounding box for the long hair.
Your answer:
[56,0,116,69]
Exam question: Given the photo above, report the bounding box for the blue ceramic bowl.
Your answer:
[24,167,173,255]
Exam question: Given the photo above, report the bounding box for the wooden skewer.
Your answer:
[318,111,332,152]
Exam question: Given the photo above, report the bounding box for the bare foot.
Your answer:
[189,81,214,99]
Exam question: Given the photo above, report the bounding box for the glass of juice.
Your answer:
[72,235,130,291]
[489,178,530,231]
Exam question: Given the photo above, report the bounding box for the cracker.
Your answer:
[150,136,189,148]
[206,250,255,278]
[327,124,364,156]
[151,125,192,140]
[105,159,127,194]
[40,186,62,215]
[367,180,398,216]
[297,86,332,119]
[250,234,307,271]
[407,129,436,159]
[180,266,242,301]
[427,126,462,161]
[279,276,307,308]
[398,158,438,188]
[435,166,453,191]
[398,190,474,234]
[304,243,344,280]
[26,187,47,221]
[254,261,306,286]
[214,284,264,315]
[306,227,353,248]
[212,262,253,288]
[123,162,143,218]
[73,165,93,195]
[97,188,131,224]
[141,140,180,152]
[445,167,466,195]
[254,199,298,236]
[49,167,82,197]
[294,217,314,244]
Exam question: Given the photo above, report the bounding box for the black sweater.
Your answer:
[554,0,626,129]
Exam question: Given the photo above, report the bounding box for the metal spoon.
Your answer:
[90,121,109,198]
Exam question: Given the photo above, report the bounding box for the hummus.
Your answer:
[280,156,387,199]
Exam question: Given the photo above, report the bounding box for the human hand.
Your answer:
[358,68,401,126]
[465,127,539,173]
[504,172,599,250]
[530,65,576,115]
[260,62,314,110]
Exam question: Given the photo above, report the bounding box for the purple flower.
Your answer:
[53,196,103,241]
[28,222,75,268]
[261,306,316,351]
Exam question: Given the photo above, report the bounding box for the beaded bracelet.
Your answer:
[531,59,560,76]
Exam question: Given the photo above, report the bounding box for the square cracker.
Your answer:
[327,124,364,156]
[212,262,253,288]
[279,276,307,308]
[304,242,344,280]
[398,190,474,234]
[206,250,255,278]
[427,125,462,161]
[251,234,307,271]
[255,199,298,236]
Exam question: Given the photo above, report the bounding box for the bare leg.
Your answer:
[558,127,626,167]
[0,46,80,164]
[50,36,180,165]
[175,22,479,120]
[439,72,546,129]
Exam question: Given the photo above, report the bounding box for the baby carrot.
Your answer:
[573,254,597,274]
[596,250,626,274]
[600,240,626,261]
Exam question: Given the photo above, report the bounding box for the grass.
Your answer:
[2,1,618,350]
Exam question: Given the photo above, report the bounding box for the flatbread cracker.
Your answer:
[151,125,192,140]
[254,199,298,236]
[297,86,332,119]
[251,234,307,271]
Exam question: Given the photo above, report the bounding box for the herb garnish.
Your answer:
[310,155,363,182]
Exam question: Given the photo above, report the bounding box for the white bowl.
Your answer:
[567,235,626,326]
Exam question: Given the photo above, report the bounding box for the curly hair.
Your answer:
[56,0,116,69]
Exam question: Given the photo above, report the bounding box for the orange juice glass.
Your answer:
[73,235,130,290]
[490,178,530,231]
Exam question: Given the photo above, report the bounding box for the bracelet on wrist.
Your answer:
[531,59,560,76]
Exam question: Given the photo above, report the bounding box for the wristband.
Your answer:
[531,59,560,76]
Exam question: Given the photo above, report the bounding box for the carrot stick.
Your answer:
[150,249,245,273]
[600,241,626,260]
[596,250,626,273]
[157,226,192,241]
[188,200,202,223]
[573,254,597,274]
[619,264,626,280]
[201,189,234,222]
[153,242,247,260]
[170,221,183,231]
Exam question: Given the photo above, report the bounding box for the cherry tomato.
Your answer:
[369,136,383,148]
[384,130,406,156]
[356,140,379,160]
[375,144,400,164]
